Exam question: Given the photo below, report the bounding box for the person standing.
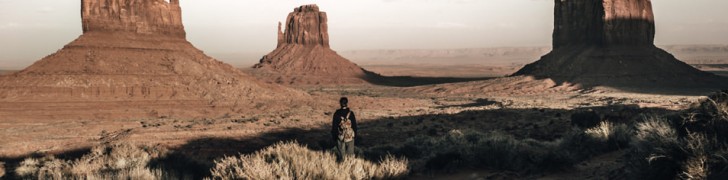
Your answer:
[332,97,357,162]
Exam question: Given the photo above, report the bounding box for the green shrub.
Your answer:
[209,141,409,180]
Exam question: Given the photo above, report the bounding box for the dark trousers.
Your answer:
[336,140,355,162]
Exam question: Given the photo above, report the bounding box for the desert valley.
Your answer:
[1,0,728,179]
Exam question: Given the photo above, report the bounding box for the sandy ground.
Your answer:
[0,64,726,179]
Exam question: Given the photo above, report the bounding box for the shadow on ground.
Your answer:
[363,70,495,87]
[0,103,680,179]
[436,98,503,109]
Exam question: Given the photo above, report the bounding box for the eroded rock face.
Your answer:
[279,4,330,47]
[0,0,303,120]
[254,4,372,85]
[514,0,727,87]
[81,0,185,37]
[553,0,654,48]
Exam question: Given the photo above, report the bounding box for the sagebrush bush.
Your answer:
[209,141,409,180]
[14,143,178,180]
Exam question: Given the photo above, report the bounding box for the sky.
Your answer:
[1,0,727,69]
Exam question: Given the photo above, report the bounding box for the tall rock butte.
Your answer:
[253,4,373,85]
[0,0,302,120]
[514,0,727,87]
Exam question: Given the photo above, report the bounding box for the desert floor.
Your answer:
[1,64,727,179]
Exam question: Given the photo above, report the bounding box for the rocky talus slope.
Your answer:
[253,4,375,85]
[514,0,727,87]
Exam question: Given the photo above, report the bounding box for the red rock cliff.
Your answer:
[553,0,654,48]
[0,0,302,120]
[514,0,727,88]
[278,4,330,47]
[81,0,185,37]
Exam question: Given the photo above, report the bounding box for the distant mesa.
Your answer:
[253,4,375,85]
[514,0,728,87]
[0,0,301,120]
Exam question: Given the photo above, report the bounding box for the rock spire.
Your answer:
[254,4,373,85]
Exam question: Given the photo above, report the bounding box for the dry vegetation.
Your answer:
[209,141,409,180]
[13,143,181,180]
[628,90,728,179]
[362,122,631,174]
[6,90,727,179]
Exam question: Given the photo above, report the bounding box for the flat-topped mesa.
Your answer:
[278,4,330,47]
[513,0,728,88]
[553,0,655,49]
[81,0,185,37]
[295,4,320,12]
[0,0,302,120]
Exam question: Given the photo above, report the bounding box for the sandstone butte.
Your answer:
[514,0,728,88]
[0,0,304,121]
[253,4,376,85]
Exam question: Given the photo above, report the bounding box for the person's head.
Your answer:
[339,97,348,108]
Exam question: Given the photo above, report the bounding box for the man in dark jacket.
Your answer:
[332,97,357,162]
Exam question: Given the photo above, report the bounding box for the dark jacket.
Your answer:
[331,107,357,141]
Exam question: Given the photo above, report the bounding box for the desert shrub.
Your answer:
[628,92,728,179]
[14,143,179,180]
[377,123,633,174]
[470,131,570,171]
[627,116,683,179]
[15,156,68,179]
[209,141,409,180]
[683,90,728,142]
[378,130,570,173]
[679,133,710,179]
[560,121,632,161]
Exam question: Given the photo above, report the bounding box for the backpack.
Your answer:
[338,111,355,142]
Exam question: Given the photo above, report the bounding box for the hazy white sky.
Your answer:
[1,0,727,69]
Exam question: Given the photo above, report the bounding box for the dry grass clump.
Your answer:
[627,116,682,179]
[560,121,632,161]
[14,143,178,180]
[628,91,728,179]
[209,141,409,180]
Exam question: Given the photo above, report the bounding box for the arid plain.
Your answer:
[2,0,728,179]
